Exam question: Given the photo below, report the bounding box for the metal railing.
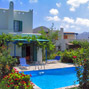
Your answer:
[34,61,46,70]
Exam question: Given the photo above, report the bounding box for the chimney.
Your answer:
[8,1,14,32]
[60,27,64,39]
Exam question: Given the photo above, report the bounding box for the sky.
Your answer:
[0,0,89,33]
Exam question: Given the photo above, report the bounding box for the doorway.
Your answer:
[22,45,31,63]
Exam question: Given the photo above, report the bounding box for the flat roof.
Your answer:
[64,32,78,35]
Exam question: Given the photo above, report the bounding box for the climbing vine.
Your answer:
[0,33,55,51]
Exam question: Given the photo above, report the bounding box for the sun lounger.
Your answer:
[19,58,30,67]
[47,56,61,63]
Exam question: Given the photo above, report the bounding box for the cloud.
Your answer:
[88,4,89,8]
[63,17,89,27]
[29,0,38,3]
[63,17,74,24]
[70,25,75,28]
[49,9,59,15]
[56,3,61,8]
[65,24,70,29]
[67,0,89,11]
[75,18,89,27]
[70,7,75,11]
[46,16,60,21]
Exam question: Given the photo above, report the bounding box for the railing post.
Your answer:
[45,48,47,63]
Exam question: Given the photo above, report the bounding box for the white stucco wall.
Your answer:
[0,9,8,30]
[14,10,33,33]
[56,28,66,51]
[0,1,33,33]
[8,43,14,56]
[37,48,42,62]
[8,43,21,57]
[16,45,22,57]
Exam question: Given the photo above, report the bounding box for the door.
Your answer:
[26,46,30,60]
[22,45,26,57]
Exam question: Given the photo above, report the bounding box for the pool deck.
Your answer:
[14,62,75,71]
[14,62,76,89]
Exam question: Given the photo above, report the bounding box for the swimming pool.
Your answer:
[20,67,78,89]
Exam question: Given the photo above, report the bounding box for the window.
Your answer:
[64,35,68,39]
[14,20,22,32]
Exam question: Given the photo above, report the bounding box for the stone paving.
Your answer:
[14,62,75,71]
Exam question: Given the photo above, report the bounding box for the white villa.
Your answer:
[0,1,47,63]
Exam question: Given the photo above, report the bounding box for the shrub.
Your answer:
[0,80,11,89]
[49,53,57,59]
[0,47,17,80]
[61,50,73,63]
[72,40,89,49]
[72,48,89,89]
[1,70,33,89]
[60,49,80,63]
[61,47,89,89]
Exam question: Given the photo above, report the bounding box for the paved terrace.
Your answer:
[14,62,75,71]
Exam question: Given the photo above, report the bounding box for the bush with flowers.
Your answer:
[0,47,17,80]
[0,69,33,89]
[60,49,79,63]
[72,47,89,89]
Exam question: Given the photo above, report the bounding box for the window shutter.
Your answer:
[22,45,26,57]
[19,21,22,32]
[13,21,15,32]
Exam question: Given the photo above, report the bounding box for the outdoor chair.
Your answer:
[19,58,30,67]
[47,56,61,63]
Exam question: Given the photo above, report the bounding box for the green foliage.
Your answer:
[0,33,54,60]
[59,48,85,63]
[38,27,59,44]
[0,47,17,80]
[0,80,11,89]
[1,70,33,89]
[72,40,89,49]
[38,27,59,59]
[72,47,89,89]
[60,49,78,63]
[72,40,80,46]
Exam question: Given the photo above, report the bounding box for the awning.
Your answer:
[12,39,49,42]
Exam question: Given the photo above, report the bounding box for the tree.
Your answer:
[38,25,60,59]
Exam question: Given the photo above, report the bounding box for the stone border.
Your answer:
[33,84,41,89]
[57,84,79,89]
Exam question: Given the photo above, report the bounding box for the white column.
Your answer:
[16,45,21,57]
[37,48,42,62]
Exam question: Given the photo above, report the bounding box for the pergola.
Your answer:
[6,39,49,62]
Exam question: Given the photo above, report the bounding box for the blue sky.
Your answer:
[0,0,89,33]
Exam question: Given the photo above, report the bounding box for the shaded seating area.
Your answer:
[47,56,61,63]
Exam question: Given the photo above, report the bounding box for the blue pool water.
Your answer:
[20,67,79,89]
